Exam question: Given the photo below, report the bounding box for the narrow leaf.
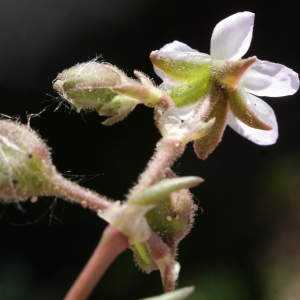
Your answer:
[129,177,203,206]
[140,286,195,300]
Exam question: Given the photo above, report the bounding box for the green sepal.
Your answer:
[146,195,189,244]
[212,56,256,90]
[193,86,229,160]
[150,54,211,83]
[65,86,118,109]
[228,89,272,130]
[131,243,158,273]
[168,79,210,108]
[135,242,153,264]
[112,83,162,107]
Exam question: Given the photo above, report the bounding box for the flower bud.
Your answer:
[145,169,197,254]
[53,62,138,125]
[98,175,201,245]
[0,120,56,202]
[131,169,199,278]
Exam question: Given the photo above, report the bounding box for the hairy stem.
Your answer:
[128,138,185,199]
[53,174,112,211]
[64,225,128,300]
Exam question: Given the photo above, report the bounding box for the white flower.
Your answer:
[151,12,299,158]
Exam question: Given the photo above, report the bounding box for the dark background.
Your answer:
[1,1,300,299]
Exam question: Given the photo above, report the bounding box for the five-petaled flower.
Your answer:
[151,12,299,159]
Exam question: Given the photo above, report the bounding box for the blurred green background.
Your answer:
[1,0,300,299]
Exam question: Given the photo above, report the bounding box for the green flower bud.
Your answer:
[145,169,197,254]
[131,170,199,276]
[53,62,138,125]
[0,120,56,202]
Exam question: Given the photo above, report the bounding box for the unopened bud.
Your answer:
[0,120,56,202]
[53,62,138,124]
[145,169,198,254]
[132,170,199,276]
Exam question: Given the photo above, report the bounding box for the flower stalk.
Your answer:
[64,225,128,300]
[52,174,111,211]
[128,137,185,199]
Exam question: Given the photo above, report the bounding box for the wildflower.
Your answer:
[151,12,299,159]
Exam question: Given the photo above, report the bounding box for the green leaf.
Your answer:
[129,177,203,206]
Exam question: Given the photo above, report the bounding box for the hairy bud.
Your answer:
[0,120,56,202]
[53,61,138,125]
[145,169,197,254]
[132,169,198,282]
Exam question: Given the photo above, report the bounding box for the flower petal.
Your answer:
[151,42,211,64]
[210,12,254,60]
[157,76,182,90]
[158,40,199,53]
[227,94,278,145]
[177,102,200,120]
[242,59,300,96]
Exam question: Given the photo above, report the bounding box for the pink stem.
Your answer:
[53,174,112,211]
[64,225,129,300]
[128,138,184,199]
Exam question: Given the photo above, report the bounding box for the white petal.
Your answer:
[227,93,278,145]
[151,43,211,63]
[176,102,199,120]
[158,77,182,90]
[158,40,199,52]
[242,59,299,96]
[210,12,254,60]
[153,65,169,81]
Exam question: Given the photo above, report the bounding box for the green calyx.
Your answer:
[150,54,211,83]
[65,86,118,110]
[150,54,212,109]
[168,79,211,108]
[146,194,190,244]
